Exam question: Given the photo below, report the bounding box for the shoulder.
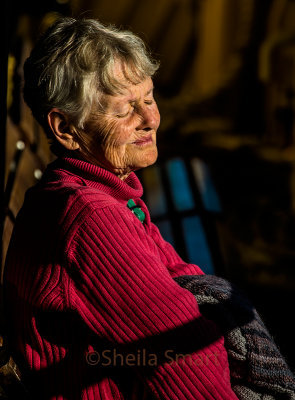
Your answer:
[38,160,125,211]
[64,193,145,261]
[59,185,127,236]
[17,172,128,249]
[45,180,127,233]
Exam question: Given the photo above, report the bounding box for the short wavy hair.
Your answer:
[23,17,159,148]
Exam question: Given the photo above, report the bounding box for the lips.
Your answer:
[132,134,153,146]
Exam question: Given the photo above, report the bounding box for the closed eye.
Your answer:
[116,111,129,118]
[116,98,153,118]
[116,106,134,118]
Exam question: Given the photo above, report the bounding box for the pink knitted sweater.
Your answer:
[4,157,238,400]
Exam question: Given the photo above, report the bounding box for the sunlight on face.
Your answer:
[78,69,161,180]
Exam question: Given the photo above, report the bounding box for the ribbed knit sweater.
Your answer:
[4,157,238,400]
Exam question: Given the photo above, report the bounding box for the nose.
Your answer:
[136,103,160,131]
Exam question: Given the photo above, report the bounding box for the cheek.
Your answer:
[109,125,132,147]
[106,117,139,147]
[89,117,126,149]
[99,123,132,160]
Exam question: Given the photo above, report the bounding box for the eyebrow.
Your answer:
[128,86,154,103]
[110,85,154,110]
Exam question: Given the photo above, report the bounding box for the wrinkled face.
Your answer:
[78,71,160,180]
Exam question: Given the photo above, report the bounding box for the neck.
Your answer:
[71,151,134,181]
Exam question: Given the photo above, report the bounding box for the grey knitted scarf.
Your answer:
[174,274,295,400]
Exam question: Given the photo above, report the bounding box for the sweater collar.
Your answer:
[49,157,143,202]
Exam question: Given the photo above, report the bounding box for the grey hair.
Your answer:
[23,17,159,144]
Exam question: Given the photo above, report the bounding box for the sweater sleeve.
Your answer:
[67,203,237,400]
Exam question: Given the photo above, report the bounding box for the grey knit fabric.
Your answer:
[174,274,295,400]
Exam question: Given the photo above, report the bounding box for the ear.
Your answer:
[47,108,80,151]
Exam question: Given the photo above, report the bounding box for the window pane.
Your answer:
[182,216,215,274]
[166,158,194,211]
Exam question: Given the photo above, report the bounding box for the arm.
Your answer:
[67,203,237,400]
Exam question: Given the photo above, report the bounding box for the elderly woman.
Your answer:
[2,18,258,400]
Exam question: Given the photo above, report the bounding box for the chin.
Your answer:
[139,148,158,169]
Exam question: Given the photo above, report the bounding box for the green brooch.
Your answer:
[127,199,145,223]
